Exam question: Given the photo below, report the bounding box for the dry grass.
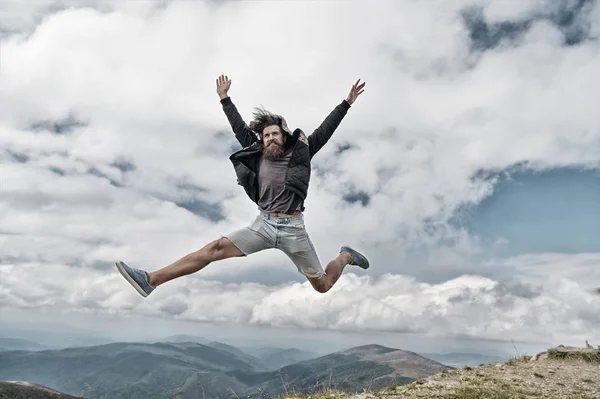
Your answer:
[277,345,600,399]
[447,384,531,399]
[547,347,600,363]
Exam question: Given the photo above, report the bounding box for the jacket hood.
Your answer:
[279,115,293,136]
[272,115,304,150]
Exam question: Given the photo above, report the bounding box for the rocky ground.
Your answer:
[0,381,83,398]
[280,345,600,399]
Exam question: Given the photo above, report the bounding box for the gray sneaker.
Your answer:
[340,246,370,269]
[115,261,154,297]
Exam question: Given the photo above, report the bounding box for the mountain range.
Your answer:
[0,340,452,398]
[3,345,598,399]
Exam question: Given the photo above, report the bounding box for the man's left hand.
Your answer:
[346,79,366,105]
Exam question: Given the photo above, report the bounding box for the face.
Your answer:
[262,125,286,159]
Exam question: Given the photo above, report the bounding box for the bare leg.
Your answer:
[148,237,244,287]
[307,252,353,293]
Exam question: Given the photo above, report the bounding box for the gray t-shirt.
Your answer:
[257,148,303,213]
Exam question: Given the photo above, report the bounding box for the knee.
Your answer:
[315,285,330,294]
[202,238,228,261]
[309,276,331,293]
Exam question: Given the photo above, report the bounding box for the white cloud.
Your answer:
[1,253,599,343]
[1,0,600,340]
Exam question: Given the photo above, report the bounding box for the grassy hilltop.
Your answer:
[279,345,600,399]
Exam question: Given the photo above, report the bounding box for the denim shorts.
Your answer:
[223,212,324,278]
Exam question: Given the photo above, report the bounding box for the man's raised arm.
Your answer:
[216,75,259,148]
[307,79,366,158]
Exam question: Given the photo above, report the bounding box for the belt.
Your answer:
[265,210,302,218]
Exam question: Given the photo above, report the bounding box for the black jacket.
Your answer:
[220,96,351,211]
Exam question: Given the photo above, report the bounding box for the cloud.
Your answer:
[1,253,599,343]
[1,0,600,340]
[2,1,599,252]
[29,113,89,135]
[0,0,108,38]
[462,0,596,52]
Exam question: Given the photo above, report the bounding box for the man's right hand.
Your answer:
[216,75,231,99]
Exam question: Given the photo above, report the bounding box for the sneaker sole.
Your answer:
[115,261,149,298]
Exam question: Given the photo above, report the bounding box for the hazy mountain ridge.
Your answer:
[152,334,210,345]
[0,341,265,398]
[0,342,451,398]
[418,351,509,367]
[4,345,599,399]
[0,327,113,349]
[224,344,452,397]
[153,334,320,370]
[238,346,321,369]
[0,338,52,352]
[205,341,271,370]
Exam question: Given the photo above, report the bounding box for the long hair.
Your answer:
[248,106,292,139]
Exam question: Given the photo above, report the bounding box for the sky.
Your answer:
[1,0,600,356]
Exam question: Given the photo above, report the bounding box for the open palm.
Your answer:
[216,75,231,98]
[346,79,366,105]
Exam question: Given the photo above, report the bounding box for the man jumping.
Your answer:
[115,75,369,296]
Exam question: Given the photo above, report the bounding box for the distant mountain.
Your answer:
[419,351,510,367]
[0,381,83,398]
[0,342,452,398]
[152,334,210,344]
[240,346,321,369]
[0,341,264,398]
[228,344,453,397]
[156,336,321,370]
[0,338,51,352]
[152,337,273,371]
[206,342,270,370]
[0,327,113,349]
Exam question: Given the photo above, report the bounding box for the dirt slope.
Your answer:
[281,345,600,399]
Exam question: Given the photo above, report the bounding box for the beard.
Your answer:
[262,141,285,159]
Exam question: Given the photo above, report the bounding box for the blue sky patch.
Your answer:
[456,167,600,256]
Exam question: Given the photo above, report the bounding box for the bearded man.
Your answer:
[116,75,370,296]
